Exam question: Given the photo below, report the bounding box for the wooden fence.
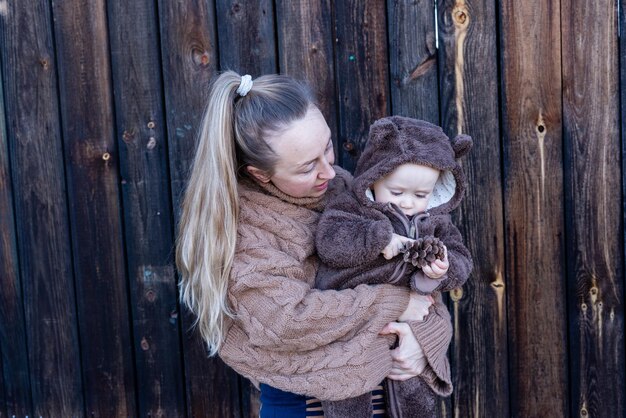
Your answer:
[0,0,624,417]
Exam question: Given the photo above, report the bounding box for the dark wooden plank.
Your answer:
[562,1,624,416]
[215,0,277,75]
[157,1,243,417]
[107,0,186,416]
[333,0,390,171]
[49,1,136,415]
[0,0,84,416]
[437,0,509,416]
[213,2,279,416]
[387,0,439,123]
[0,43,32,418]
[499,0,568,415]
[275,0,338,143]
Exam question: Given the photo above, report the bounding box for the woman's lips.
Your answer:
[314,181,329,191]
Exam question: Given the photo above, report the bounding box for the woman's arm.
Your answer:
[229,249,409,351]
[404,297,454,396]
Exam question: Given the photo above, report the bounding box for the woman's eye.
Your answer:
[302,165,315,174]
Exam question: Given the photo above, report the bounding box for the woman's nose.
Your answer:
[319,158,336,180]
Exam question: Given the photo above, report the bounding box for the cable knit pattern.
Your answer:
[408,292,453,396]
[219,167,411,401]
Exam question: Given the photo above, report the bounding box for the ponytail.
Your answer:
[176,71,314,355]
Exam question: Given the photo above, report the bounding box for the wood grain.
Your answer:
[275,0,338,143]
[0,37,32,417]
[0,0,83,415]
[437,0,509,416]
[499,0,569,415]
[387,0,439,123]
[107,0,185,415]
[333,0,390,171]
[562,1,624,416]
[49,1,136,415]
[215,0,277,75]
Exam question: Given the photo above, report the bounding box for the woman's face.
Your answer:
[263,107,336,198]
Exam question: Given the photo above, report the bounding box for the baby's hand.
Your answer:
[382,233,413,260]
[422,245,449,279]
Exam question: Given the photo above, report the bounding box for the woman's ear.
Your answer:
[246,165,271,183]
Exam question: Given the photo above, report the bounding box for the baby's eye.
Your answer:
[415,194,426,198]
[390,191,402,196]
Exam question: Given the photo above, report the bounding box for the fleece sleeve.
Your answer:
[316,192,394,269]
[412,216,472,294]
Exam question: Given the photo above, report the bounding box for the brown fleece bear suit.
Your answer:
[315,116,473,418]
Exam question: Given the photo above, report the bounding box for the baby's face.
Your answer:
[372,163,440,216]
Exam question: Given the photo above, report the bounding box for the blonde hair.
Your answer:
[176,71,315,355]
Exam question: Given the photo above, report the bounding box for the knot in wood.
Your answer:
[147,121,156,129]
[102,152,111,161]
[450,287,463,301]
[343,141,355,152]
[147,137,157,149]
[140,337,150,351]
[145,289,157,302]
[122,129,136,143]
[453,6,469,26]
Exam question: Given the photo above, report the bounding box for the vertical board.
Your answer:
[49,1,136,415]
[499,0,568,416]
[215,0,277,75]
[437,0,509,417]
[107,0,186,416]
[275,0,338,142]
[0,0,84,416]
[214,3,278,416]
[0,41,32,417]
[333,0,390,171]
[387,0,439,123]
[562,1,624,416]
[157,1,243,416]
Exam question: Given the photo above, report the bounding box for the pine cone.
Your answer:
[401,236,445,268]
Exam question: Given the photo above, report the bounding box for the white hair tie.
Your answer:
[236,74,253,97]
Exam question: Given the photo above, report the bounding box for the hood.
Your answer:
[353,116,472,215]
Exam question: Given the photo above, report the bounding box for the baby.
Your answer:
[315,116,473,418]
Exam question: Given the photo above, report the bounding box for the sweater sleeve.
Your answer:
[407,295,453,396]
[220,246,410,401]
[316,192,394,269]
[228,244,409,351]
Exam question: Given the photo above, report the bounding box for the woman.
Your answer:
[176,72,453,417]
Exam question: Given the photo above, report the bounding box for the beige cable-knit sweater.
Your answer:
[218,167,452,401]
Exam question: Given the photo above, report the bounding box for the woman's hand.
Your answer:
[379,322,427,380]
[398,291,434,322]
[381,233,413,260]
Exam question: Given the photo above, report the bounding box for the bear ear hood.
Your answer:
[353,116,472,215]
